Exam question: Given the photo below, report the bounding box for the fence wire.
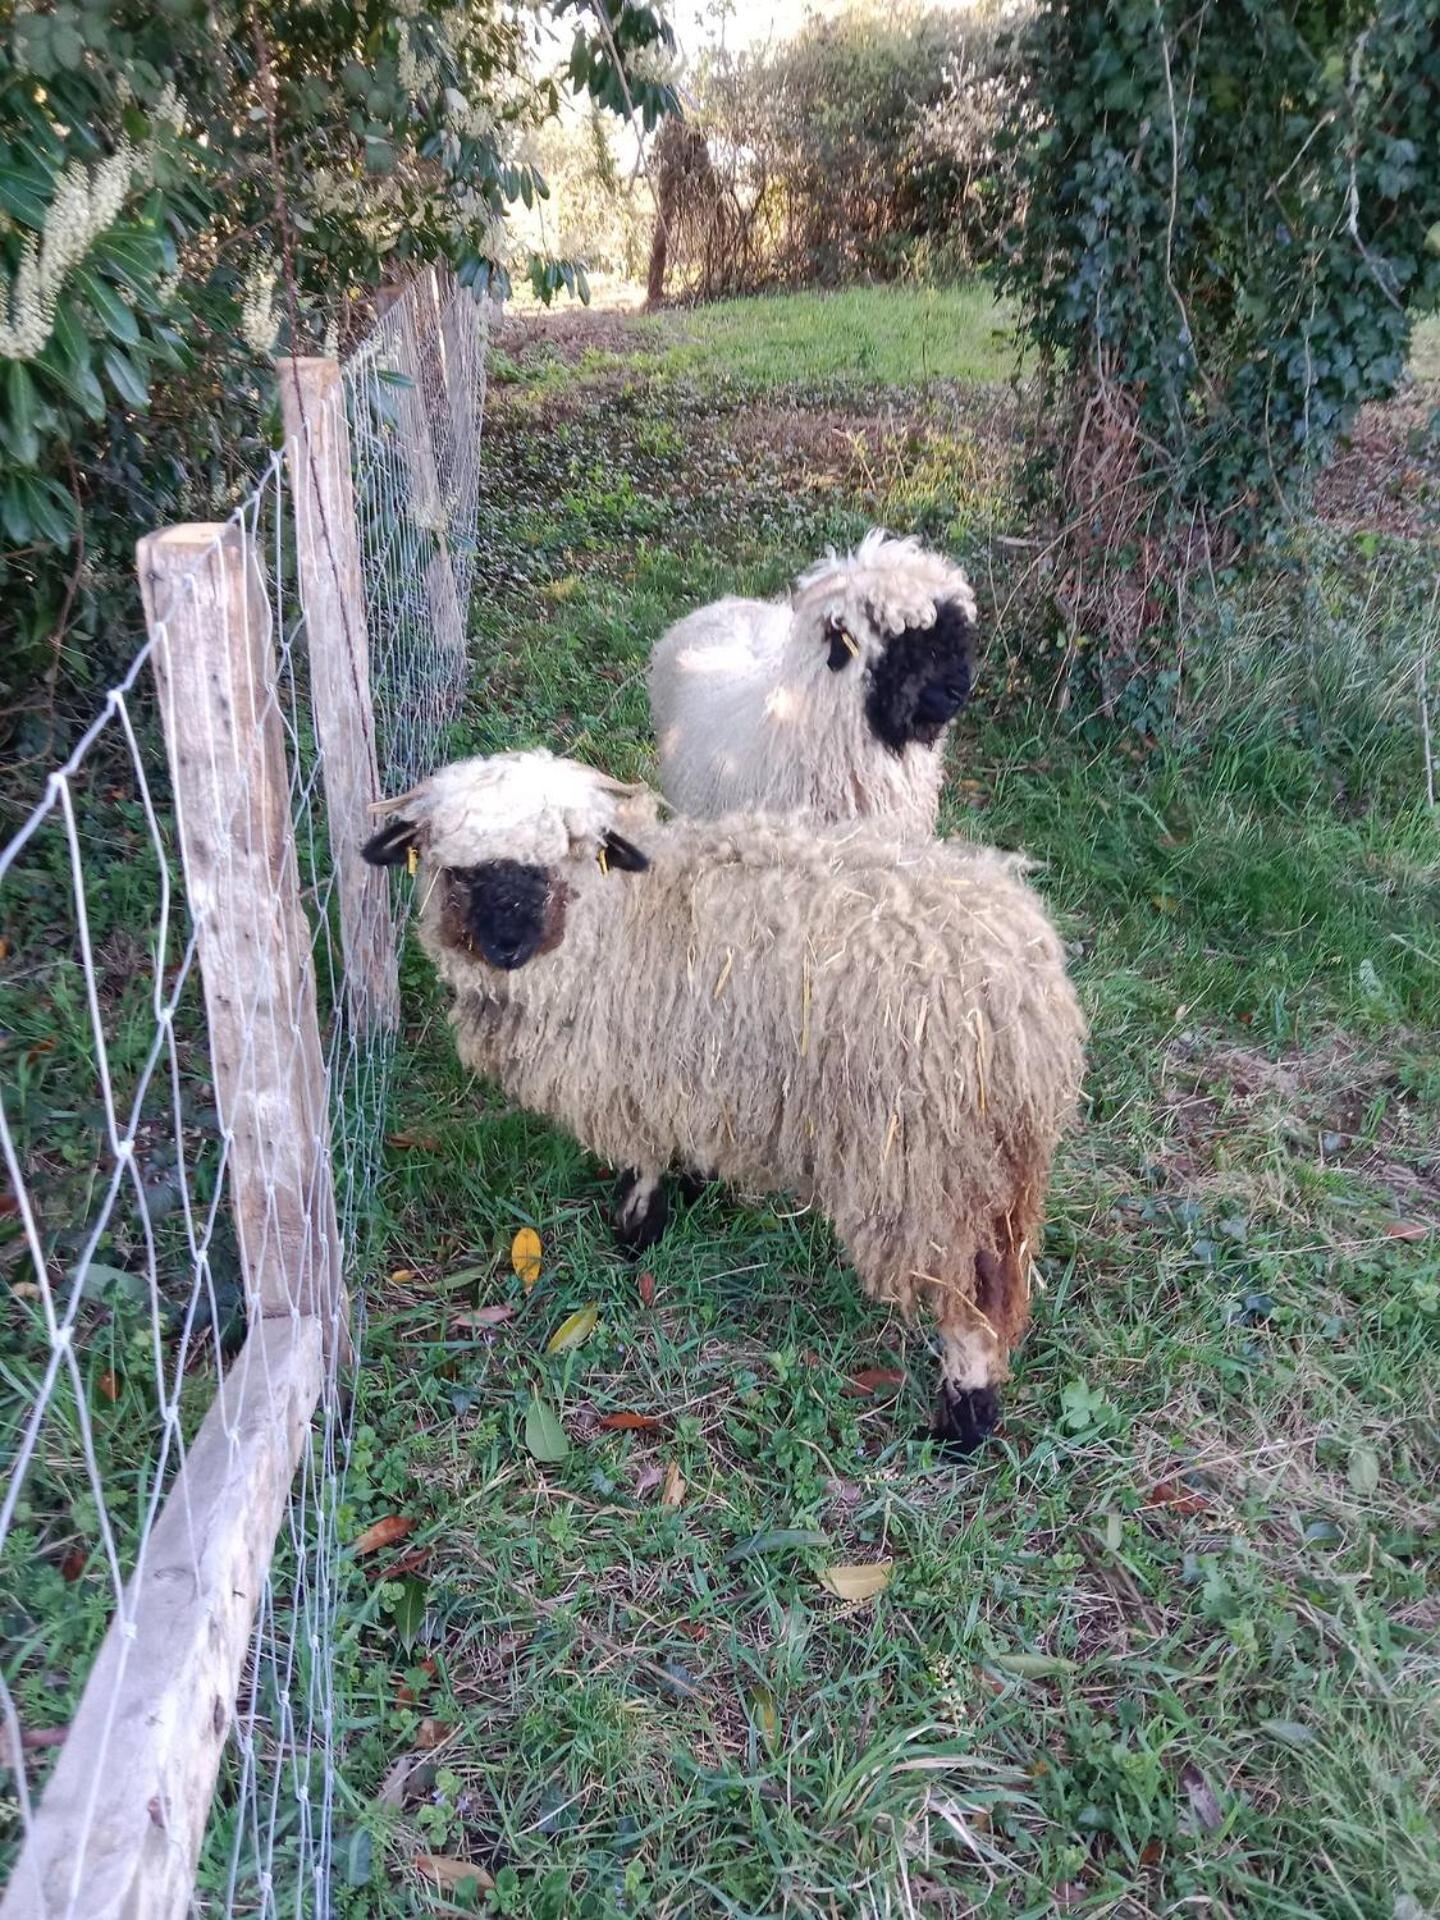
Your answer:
[0,266,487,1915]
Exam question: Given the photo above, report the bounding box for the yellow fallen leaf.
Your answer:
[818,1561,893,1601]
[389,1268,417,1284]
[511,1226,543,1289]
[546,1303,598,1354]
[414,1854,494,1893]
[661,1459,685,1508]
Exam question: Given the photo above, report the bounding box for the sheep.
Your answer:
[648,529,978,839]
[364,749,1085,1452]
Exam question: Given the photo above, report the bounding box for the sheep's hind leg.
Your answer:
[931,1326,1003,1456]
[611,1170,669,1254]
[929,1240,1030,1457]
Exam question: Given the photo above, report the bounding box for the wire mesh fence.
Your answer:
[0,265,488,1917]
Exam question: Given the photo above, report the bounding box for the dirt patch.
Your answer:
[1159,1031,1440,1223]
[494,306,646,367]
[1313,384,1440,539]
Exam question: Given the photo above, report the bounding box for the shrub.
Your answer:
[647,4,1024,302]
[0,0,676,744]
[1001,0,1440,685]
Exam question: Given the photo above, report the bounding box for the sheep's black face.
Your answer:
[460,860,551,970]
[863,596,975,754]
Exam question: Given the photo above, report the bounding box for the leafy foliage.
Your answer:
[650,4,1024,301]
[1001,0,1440,673]
[0,0,676,736]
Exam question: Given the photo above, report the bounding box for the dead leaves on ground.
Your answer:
[817,1561,892,1602]
[510,1226,543,1288]
[352,1515,413,1558]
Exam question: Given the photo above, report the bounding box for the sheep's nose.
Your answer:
[914,679,967,723]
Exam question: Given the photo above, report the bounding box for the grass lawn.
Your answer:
[333,285,1439,1917]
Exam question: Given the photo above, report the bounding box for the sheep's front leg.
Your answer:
[611,1169,669,1253]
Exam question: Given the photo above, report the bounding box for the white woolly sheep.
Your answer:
[364,749,1085,1452]
[648,529,978,839]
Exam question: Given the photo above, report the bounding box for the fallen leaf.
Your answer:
[454,1303,514,1331]
[1258,1718,1316,1747]
[637,1269,656,1307]
[386,1130,439,1150]
[661,1460,685,1508]
[375,1547,428,1581]
[58,1548,84,1582]
[389,1268,417,1284]
[1139,1838,1163,1866]
[415,1717,453,1750]
[846,1367,906,1397]
[97,1371,119,1403]
[1146,1480,1209,1514]
[818,1561,892,1601]
[546,1304,598,1354]
[511,1226,543,1288]
[1383,1221,1429,1242]
[823,1477,862,1505]
[392,1574,426,1650]
[10,1281,40,1300]
[633,1463,663,1499]
[0,1193,18,1218]
[598,1412,662,1431]
[1181,1763,1223,1833]
[1347,1443,1381,1497]
[437,1264,489,1292]
[746,1683,779,1743]
[524,1397,568,1464]
[352,1515,413,1558]
[989,1652,1076,1678]
[376,1750,435,1808]
[414,1855,494,1894]
[726,1527,829,1562]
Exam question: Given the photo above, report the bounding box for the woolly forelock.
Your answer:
[424,805,1087,1354]
[791,527,977,645]
[374,748,658,870]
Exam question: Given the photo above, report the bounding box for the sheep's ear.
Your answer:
[599,830,649,873]
[362,818,419,868]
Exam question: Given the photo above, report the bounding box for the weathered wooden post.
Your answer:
[377,274,467,663]
[278,355,400,1031]
[0,514,346,1920]
[138,519,346,1338]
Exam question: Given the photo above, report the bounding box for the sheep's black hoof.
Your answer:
[928,1384,1001,1458]
[612,1170,669,1254]
[675,1167,717,1207]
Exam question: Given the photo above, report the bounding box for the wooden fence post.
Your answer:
[0,1320,324,1920]
[278,355,400,1032]
[137,519,346,1347]
[378,275,467,662]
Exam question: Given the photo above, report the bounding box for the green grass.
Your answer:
[632,282,1017,389]
[325,285,1440,1916]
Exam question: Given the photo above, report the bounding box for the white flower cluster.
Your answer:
[443,85,495,144]
[1,142,138,360]
[396,19,441,99]
[239,258,279,356]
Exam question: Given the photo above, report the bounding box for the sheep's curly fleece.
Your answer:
[648,529,977,839]
[400,752,1085,1380]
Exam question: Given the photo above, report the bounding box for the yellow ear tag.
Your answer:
[596,844,609,876]
[407,845,419,876]
[842,627,861,660]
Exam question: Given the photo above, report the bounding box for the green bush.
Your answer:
[0,0,676,743]
[651,3,1024,300]
[1001,0,1440,672]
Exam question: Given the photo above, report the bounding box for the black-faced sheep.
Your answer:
[364,749,1084,1452]
[648,530,977,839]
